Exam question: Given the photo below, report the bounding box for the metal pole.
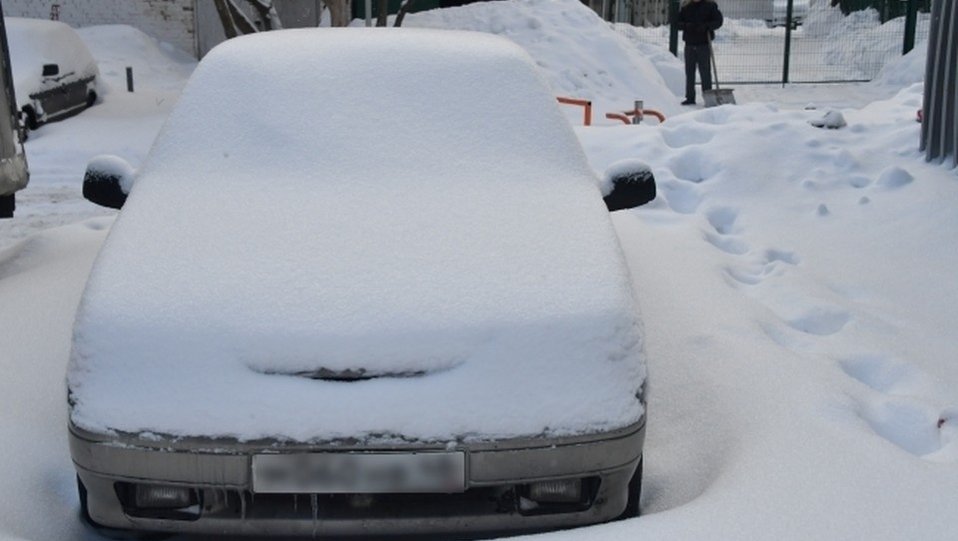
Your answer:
[126,67,134,92]
[669,0,679,57]
[903,0,918,54]
[782,0,794,86]
[365,0,372,26]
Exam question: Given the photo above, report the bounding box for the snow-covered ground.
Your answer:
[1,0,956,539]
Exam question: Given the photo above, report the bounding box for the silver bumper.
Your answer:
[70,420,644,536]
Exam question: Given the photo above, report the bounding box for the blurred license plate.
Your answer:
[252,452,466,493]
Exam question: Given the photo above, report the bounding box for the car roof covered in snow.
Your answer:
[68,29,646,443]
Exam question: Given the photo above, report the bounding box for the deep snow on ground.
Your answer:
[1,1,957,540]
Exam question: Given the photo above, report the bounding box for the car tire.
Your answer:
[21,107,38,131]
[77,476,171,541]
[618,456,643,519]
[0,194,13,219]
[86,90,97,108]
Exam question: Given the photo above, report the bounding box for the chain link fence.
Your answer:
[606,0,930,84]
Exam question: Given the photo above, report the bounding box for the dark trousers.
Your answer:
[684,44,713,102]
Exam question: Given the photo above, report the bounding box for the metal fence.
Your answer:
[610,0,930,84]
[921,0,957,166]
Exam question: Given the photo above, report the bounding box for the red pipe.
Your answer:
[607,109,667,125]
[605,112,631,125]
[556,97,593,126]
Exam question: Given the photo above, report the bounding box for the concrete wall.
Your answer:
[2,0,197,57]
[196,0,323,58]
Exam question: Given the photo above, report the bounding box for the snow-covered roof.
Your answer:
[68,29,646,443]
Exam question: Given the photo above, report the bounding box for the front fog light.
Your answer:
[527,478,583,503]
[134,484,196,509]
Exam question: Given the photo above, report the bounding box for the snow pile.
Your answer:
[401,0,681,119]
[804,1,930,78]
[873,44,926,89]
[76,24,196,93]
[68,29,646,442]
[612,23,685,97]
[807,109,846,128]
[5,17,99,107]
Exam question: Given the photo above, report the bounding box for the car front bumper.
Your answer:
[70,419,644,536]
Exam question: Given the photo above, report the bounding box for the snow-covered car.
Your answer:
[770,0,809,27]
[6,18,98,131]
[721,0,809,27]
[69,29,655,537]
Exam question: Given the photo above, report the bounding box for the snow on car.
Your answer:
[6,18,99,130]
[68,28,655,537]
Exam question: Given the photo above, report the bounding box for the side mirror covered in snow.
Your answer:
[83,155,135,210]
[601,159,656,212]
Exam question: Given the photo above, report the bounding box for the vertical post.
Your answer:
[669,0,679,57]
[782,0,794,86]
[632,100,644,124]
[365,0,372,26]
[125,67,134,93]
[903,0,918,54]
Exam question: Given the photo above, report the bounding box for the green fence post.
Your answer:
[782,0,794,85]
[903,0,918,54]
[669,0,679,57]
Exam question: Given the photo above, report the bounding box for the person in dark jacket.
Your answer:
[677,0,724,105]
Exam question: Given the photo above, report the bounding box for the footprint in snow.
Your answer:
[784,305,851,336]
[706,207,738,235]
[667,147,719,185]
[838,355,929,396]
[764,248,799,265]
[723,265,762,286]
[832,149,861,171]
[704,207,750,256]
[723,247,798,286]
[660,179,702,214]
[707,232,750,255]
[858,397,944,457]
[838,355,955,461]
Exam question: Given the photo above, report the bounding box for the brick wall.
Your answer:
[2,0,196,57]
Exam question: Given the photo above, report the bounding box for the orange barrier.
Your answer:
[605,109,667,125]
[556,97,593,126]
[638,109,666,123]
[605,113,631,124]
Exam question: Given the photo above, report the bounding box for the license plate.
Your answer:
[252,452,466,494]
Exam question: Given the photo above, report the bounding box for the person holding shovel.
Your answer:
[677,0,724,106]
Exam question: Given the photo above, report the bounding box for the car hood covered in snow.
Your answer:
[67,29,646,443]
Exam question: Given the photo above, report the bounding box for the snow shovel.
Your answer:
[703,38,735,107]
